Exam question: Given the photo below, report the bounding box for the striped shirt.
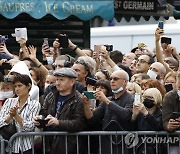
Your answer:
[0,96,41,153]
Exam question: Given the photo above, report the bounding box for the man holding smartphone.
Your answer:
[34,67,87,154]
[82,69,134,154]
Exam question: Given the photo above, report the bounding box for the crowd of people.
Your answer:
[0,27,180,154]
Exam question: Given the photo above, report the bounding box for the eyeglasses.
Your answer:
[137,59,149,64]
[75,60,90,72]
[110,77,125,81]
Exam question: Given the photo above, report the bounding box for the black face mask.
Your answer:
[143,99,155,108]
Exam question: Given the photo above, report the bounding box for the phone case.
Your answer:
[15,28,28,41]
[134,93,141,105]
[84,91,95,99]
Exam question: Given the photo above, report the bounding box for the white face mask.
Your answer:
[177,90,180,98]
[44,83,50,89]
[46,57,54,65]
[112,87,123,94]
[147,70,157,79]
[0,91,5,100]
[3,91,14,99]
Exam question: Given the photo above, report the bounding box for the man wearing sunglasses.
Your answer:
[82,69,134,154]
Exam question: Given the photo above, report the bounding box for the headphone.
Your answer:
[64,54,73,68]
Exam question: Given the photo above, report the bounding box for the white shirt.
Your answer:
[0,97,41,153]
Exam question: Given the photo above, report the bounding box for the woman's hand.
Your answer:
[94,90,110,105]
[138,103,148,116]
[9,105,19,118]
[132,104,141,117]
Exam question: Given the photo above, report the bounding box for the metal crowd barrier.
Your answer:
[0,134,5,154]
[1,131,180,154]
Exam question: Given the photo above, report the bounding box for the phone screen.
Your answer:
[134,93,141,105]
[161,37,171,44]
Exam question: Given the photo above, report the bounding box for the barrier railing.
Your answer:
[1,131,180,154]
[0,134,5,154]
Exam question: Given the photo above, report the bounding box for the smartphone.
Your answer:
[164,84,173,92]
[59,35,69,48]
[161,37,171,44]
[134,93,141,105]
[14,28,28,41]
[104,44,113,52]
[86,77,97,86]
[158,21,164,29]
[0,35,8,44]
[43,38,49,46]
[84,91,95,99]
[36,119,49,127]
[170,112,180,120]
[94,45,102,56]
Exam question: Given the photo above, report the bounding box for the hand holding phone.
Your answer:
[170,112,180,120]
[84,91,95,99]
[12,28,28,42]
[134,93,141,106]
[36,119,49,127]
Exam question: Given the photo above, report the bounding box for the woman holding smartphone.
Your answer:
[131,88,165,154]
[0,74,41,154]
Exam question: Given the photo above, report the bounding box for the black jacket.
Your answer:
[40,87,87,154]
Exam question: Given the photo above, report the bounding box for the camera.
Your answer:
[0,35,8,44]
[104,44,113,52]
[58,35,69,48]
[161,37,171,44]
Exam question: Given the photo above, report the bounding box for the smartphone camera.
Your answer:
[104,44,113,52]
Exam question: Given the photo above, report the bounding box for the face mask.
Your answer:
[0,91,5,100]
[44,83,50,89]
[46,57,54,65]
[112,87,123,94]
[143,98,155,108]
[3,91,14,99]
[177,90,180,97]
[147,70,157,79]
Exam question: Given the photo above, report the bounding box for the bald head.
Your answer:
[112,70,129,81]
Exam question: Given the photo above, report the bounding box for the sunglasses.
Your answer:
[109,77,124,81]
[75,60,90,72]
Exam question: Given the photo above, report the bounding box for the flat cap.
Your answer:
[53,68,77,78]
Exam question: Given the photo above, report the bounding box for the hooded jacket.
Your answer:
[9,61,39,101]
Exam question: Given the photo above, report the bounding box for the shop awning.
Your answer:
[114,0,171,22]
[0,0,114,21]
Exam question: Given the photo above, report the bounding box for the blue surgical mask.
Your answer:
[46,57,54,65]
[112,87,123,94]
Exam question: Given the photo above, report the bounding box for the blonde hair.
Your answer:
[127,82,142,94]
[143,88,162,107]
[164,71,177,83]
